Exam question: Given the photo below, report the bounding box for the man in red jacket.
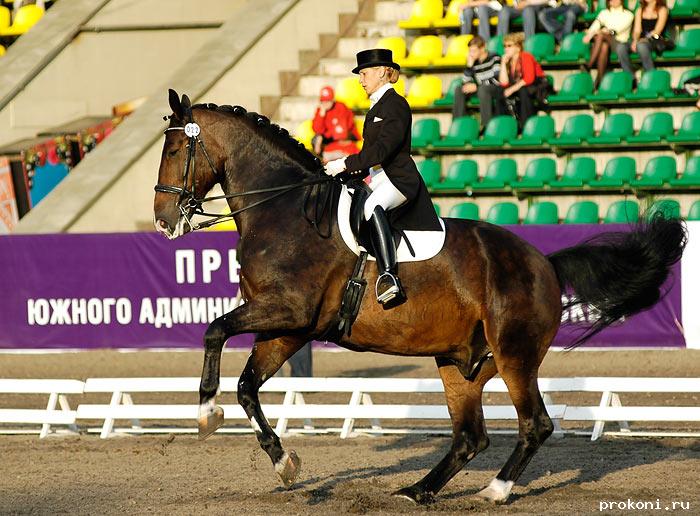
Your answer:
[311,86,361,163]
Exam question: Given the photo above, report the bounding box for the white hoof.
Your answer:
[475,478,514,504]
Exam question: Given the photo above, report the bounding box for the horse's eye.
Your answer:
[167,148,179,157]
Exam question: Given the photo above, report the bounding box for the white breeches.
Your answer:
[364,171,408,220]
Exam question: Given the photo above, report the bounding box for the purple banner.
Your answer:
[0,226,684,349]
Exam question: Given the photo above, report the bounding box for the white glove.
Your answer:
[324,158,347,176]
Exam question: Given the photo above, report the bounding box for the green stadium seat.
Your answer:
[647,199,681,219]
[589,157,636,188]
[549,114,595,145]
[433,77,464,107]
[662,28,700,59]
[626,112,675,143]
[671,0,700,17]
[486,202,519,224]
[669,156,700,186]
[418,159,441,187]
[432,159,478,190]
[411,118,441,148]
[524,33,556,60]
[666,111,700,143]
[625,70,672,100]
[432,116,479,148]
[433,202,442,216]
[550,156,597,188]
[510,115,555,147]
[524,202,559,224]
[588,113,634,144]
[604,200,639,223]
[513,158,557,188]
[677,68,700,94]
[586,71,634,102]
[472,115,518,148]
[544,33,588,63]
[449,202,479,220]
[471,158,518,189]
[564,201,600,224]
[548,72,594,103]
[630,156,677,187]
[487,35,504,56]
[687,200,700,221]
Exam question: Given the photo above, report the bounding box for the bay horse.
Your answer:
[153,91,686,504]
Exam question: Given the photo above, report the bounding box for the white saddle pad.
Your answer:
[338,185,446,262]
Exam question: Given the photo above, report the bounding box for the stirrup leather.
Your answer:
[376,272,400,304]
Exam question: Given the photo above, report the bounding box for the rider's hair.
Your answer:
[383,66,400,84]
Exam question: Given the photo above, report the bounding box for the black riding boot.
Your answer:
[369,206,406,308]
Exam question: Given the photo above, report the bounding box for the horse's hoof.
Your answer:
[392,486,435,505]
[198,404,224,440]
[275,450,301,489]
[473,478,514,504]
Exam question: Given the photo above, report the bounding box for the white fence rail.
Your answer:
[1,377,698,440]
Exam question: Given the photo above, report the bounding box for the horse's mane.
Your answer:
[192,103,322,172]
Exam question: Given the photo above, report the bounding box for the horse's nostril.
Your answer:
[156,219,170,231]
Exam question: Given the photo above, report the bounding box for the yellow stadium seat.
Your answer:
[393,77,407,97]
[205,208,237,232]
[335,77,366,110]
[433,34,472,67]
[0,5,10,30]
[0,45,5,57]
[0,4,44,37]
[355,118,364,149]
[377,36,407,62]
[294,120,315,150]
[399,35,443,68]
[398,0,444,29]
[405,75,443,107]
[433,0,462,29]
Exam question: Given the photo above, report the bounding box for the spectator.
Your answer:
[311,86,361,163]
[617,0,671,74]
[452,36,505,128]
[459,0,501,41]
[498,0,550,39]
[538,0,588,43]
[582,0,634,90]
[498,32,549,127]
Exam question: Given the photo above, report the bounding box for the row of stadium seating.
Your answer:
[418,155,700,193]
[439,198,700,223]
[0,3,46,56]
[411,112,700,154]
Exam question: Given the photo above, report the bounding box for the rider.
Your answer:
[324,49,441,308]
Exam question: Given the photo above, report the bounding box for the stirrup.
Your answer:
[376,272,400,304]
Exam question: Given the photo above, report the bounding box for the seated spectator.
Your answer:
[498,0,550,39]
[498,32,549,127]
[452,36,505,127]
[311,86,361,163]
[582,0,634,90]
[538,0,588,43]
[617,0,671,74]
[459,0,501,41]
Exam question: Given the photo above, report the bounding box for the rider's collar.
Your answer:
[369,83,393,109]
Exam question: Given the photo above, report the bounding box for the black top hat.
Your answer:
[352,48,401,74]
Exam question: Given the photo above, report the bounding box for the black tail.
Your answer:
[548,213,687,347]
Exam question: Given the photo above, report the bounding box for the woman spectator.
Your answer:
[617,0,671,74]
[582,0,634,90]
[498,32,549,127]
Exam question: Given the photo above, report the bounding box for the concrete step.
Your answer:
[336,37,382,58]
[318,57,359,76]
[374,0,415,22]
[355,20,404,38]
[278,96,320,121]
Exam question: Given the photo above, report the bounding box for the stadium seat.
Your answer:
[432,77,465,107]
[524,202,559,224]
[524,33,556,61]
[604,200,639,223]
[433,35,473,66]
[486,202,519,224]
[449,202,480,220]
[411,118,441,148]
[433,202,442,216]
[432,116,479,148]
[377,36,407,62]
[544,32,588,63]
[471,158,518,189]
[647,199,681,219]
[550,156,597,188]
[487,35,504,56]
[432,159,478,190]
[472,115,518,147]
[625,70,672,100]
[671,0,700,17]
[564,201,599,224]
[588,113,634,144]
[393,77,407,98]
[549,114,595,145]
[669,155,700,186]
[0,5,10,30]
[418,158,441,187]
[626,112,674,143]
[0,45,4,56]
[398,0,444,29]
[510,115,555,147]
[687,199,700,220]
[334,77,366,109]
[589,156,636,188]
[513,158,557,189]
[293,120,315,150]
[548,72,594,103]
[0,3,43,36]
[406,75,443,107]
[399,35,443,68]
[586,71,634,102]
[677,67,700,94]
[666,111,700,143]
[433,0,463,28]
[630,156,677,187]
[662,28,700,59]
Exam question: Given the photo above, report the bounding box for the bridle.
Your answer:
[154,110,336,233]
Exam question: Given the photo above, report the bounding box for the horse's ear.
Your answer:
[181,94,192,110]
[168,89,183,120]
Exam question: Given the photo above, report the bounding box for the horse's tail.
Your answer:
[547,213,687,347]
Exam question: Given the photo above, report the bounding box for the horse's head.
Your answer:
[153,89,225,239]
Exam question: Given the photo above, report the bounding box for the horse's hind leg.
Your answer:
[394,355,498,504]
